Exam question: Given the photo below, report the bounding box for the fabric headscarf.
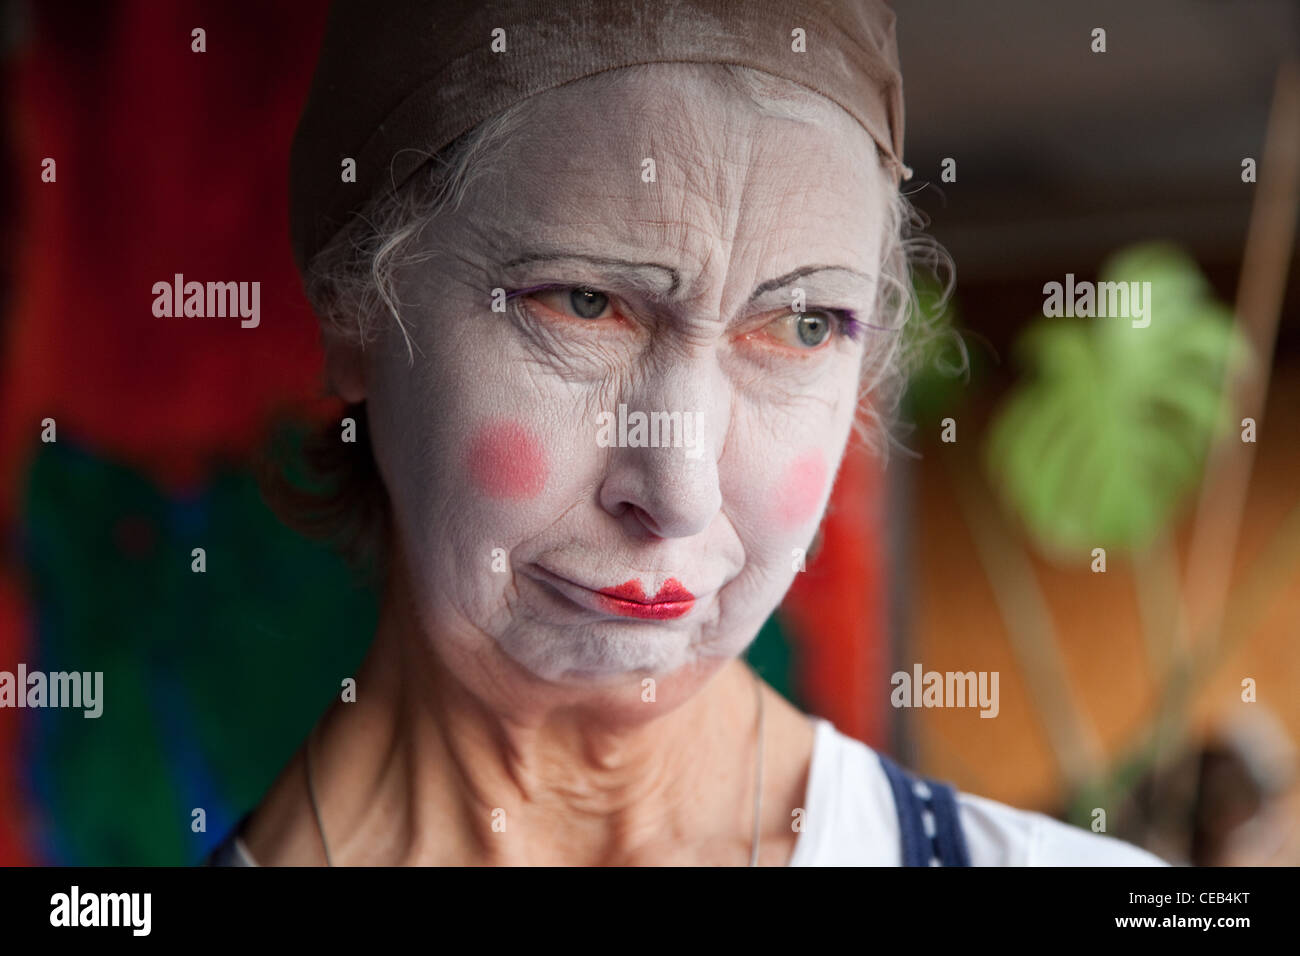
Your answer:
[290,0,907,274]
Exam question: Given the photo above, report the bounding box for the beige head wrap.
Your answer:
[290,0,907,273]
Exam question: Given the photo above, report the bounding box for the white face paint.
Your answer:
[362,64,889,690]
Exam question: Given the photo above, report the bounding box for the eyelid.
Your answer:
[752,307,862,350]
[501,253,679,302]
[507,283,630,326]
[503,282,568,302]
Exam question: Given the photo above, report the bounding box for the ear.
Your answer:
[323,329,367,403]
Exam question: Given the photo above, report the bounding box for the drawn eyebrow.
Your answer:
[501,253,871,307]
[502,251,682,298]
[749,265,875,301]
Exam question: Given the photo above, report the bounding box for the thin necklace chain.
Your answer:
[748,664,766,867]
[305,666,766,867]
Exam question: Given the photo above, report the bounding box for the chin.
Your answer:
[485,625,741,712]
[494,620,703,684]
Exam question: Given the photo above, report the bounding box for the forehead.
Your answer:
[459,65,887,304]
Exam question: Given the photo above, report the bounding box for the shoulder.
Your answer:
[793,718,1168,867]
[956,790,1168,866]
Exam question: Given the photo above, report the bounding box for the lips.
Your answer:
[530,566,698,621]
[596,578,696,619]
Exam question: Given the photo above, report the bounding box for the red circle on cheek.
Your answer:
[775,451,828,527]
[464,420,549,500]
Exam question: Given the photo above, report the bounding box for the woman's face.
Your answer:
[359,65,888,699]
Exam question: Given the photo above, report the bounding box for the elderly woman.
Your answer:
[208,0,1164,866]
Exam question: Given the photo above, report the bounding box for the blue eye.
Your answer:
[505,284,616,322]
[569,288,609,319]
[796,311,832,346]
[764,308,862,350]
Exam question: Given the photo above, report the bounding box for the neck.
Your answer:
[304,548,766,865]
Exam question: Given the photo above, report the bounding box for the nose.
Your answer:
[596,365,723,540]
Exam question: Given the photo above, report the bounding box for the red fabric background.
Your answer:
[0,0,887,862]
[0,1,332,863]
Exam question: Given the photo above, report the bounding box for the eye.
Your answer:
[795,311,831,347]
[761,308,858,350]
[530,286,615,321]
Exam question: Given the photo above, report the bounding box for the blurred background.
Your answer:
[0,0,1296,865]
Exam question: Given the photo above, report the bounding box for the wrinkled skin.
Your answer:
[249,64,892,865]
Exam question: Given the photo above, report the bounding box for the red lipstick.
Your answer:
[596,578,695,620]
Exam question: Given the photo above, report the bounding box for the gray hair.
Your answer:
[267,65,956,575]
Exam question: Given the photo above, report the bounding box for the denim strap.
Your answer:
[877,751,972,866]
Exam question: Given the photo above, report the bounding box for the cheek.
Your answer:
[772,450,828,528]
[464,419,549,500]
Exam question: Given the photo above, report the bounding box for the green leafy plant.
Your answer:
[984,242,1252,558]
[955,241,1300,858]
